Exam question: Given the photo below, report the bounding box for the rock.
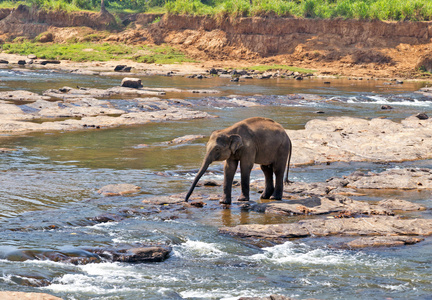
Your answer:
[142,194,185,205]
[260,196,391,216]
[39,60,60,65]
[0,59,9,64]
[114,65,132,72]
[346,168,432,189]
[381,104,393,109]
[286,116,432,165]
[108,246,171,263]
[377,199,425,211]
[345,236,424,248]
[203,180,220,186]
[0,90,51,101]
[121,77,143,88]
[90,213,125,223]
[0,148,18,153]
[1,245,171,265]
[219,216,432,239]
[162,134,205,145]
[17,60,26,65]
[416,112,429,120]
[27,54,37,59]
[239,296,296,300]
[97,184,141,196]
[209,68,218,75]
[114,64,127,71]
[0,292,62,300]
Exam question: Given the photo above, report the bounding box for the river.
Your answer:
[0,68,432,299]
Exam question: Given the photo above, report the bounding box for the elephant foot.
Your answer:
[220,198,232,205]
[260,192,273,199]
[237,195,250,202]
[270,193,283,200]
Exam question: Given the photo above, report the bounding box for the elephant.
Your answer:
[185,117,292,204]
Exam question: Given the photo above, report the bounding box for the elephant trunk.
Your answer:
[185,158,212,202]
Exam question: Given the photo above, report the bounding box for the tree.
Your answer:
[101,0,107,13]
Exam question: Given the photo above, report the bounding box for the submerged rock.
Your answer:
[97,184,141,196]
[239,296,297,300]
[161,134,205,145]
[345,236,425,248]
[0,245,171,265]
[142,194,185,205]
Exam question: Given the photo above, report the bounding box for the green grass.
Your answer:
[2,0,432,21]
[246,64,316,74]
[164,0,432,21]
[1,41,196,64]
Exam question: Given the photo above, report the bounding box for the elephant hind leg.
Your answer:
[270,164,285,200]
[260,164,274,199]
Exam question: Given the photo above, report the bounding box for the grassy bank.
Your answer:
[166,0,432,21]
[1,41,196,64]
[3,0,432,21]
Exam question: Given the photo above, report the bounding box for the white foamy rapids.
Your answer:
[249,241,389,267]
[181,289,288,300]
[45,262,171,295]
[347,95,432,106]
[173,240,227,259]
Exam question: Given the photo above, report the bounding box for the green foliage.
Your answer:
[165,0,214,15]
[1,41,195,64]
[217,0,250,17]
[1,0,432,20]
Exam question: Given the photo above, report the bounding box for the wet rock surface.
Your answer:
[239,296,300,300]
[219,216,432,239]
[0,86,213,133]
[0,292,62,300]
[287,116,432,165]
[97,183,141,196]
[0,245,171,265]
[345,236,425,248]
[188,167,432,248]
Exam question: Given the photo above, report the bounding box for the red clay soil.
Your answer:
[1,5,432,79]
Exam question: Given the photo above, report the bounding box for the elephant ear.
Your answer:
[229,134,243,153]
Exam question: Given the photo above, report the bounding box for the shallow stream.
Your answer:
[1,68,432,299]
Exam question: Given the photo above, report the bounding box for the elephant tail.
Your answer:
[284,138,292,184]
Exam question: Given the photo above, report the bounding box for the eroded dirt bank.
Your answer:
[1,6,432,78]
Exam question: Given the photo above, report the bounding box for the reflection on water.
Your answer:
[0,69,432,299]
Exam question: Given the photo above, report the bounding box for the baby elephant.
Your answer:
[185,117,292,204]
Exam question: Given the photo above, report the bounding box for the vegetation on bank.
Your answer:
[1,0,432,21]
[1,41,196,64]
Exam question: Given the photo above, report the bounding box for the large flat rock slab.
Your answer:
[219,216,432,239]
[345,168,432,189]
[287,116,432,165]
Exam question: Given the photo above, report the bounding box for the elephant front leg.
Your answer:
[221,159,238,204]
[238,161,254,201]
[260,164,274,199]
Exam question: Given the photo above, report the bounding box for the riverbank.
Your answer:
[1,6,432,80]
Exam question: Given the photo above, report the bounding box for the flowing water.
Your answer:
[1,68,432,299]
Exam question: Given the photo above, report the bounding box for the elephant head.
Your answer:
[184,132,243,202]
